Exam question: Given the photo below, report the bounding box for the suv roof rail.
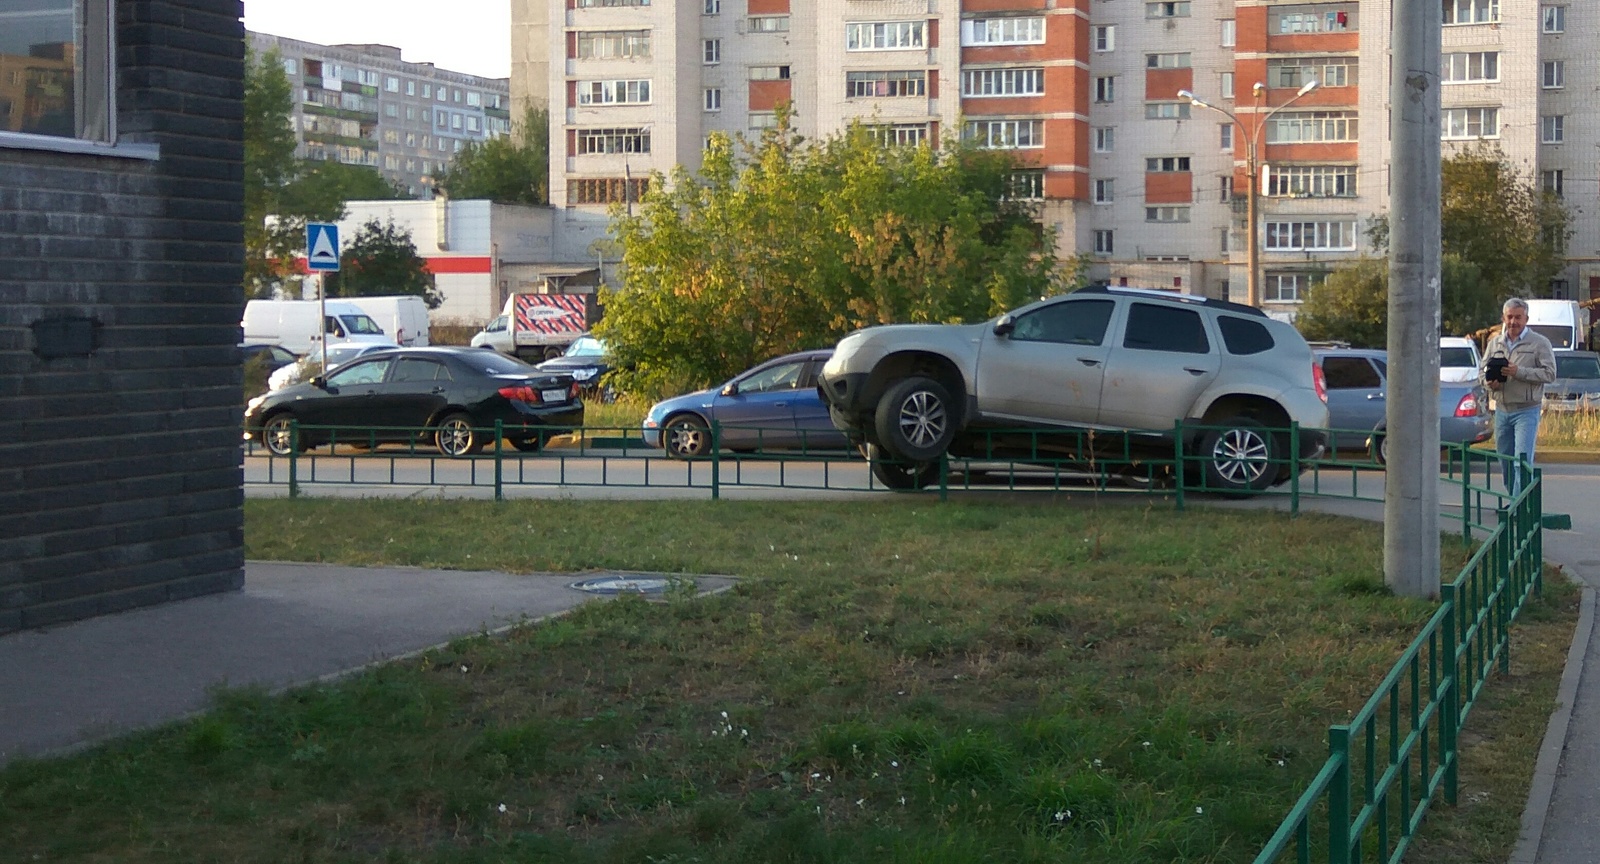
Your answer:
[1073,283,1268,318]
[1306,340,1352,349]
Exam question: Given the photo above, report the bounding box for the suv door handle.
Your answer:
[1183,367,1208,376]
[431,386,447,394]
[1077,358,1101,366]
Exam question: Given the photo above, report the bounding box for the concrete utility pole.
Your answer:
[1385,0,1443,598]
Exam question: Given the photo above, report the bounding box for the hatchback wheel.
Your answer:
[1198,417,1278,495]
[434,413,484,457]
[664,414,710,459]
[261,413,304,456]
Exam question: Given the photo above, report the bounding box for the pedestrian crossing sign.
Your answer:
[306,223,340,272]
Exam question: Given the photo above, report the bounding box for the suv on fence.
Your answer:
[817,285,1330,492]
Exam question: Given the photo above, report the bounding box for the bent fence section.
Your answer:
[249,419,1545,863]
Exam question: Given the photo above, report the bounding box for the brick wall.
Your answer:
[0,0,246,633]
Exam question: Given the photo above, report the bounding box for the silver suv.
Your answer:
[818,286,1330,491]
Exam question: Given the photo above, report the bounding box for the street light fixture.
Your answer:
[1177,79,1319,308]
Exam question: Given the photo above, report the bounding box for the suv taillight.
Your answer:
[498,385,541,403]
[1455,392,1481,417]
[1312,362,1328,403]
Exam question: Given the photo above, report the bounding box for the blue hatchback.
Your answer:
[642,350,849,457]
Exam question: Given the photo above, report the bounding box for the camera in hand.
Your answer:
[1485,356,1509,383]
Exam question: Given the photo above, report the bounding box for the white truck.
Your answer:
[241,299,392,356]
[1525,299,1590,351]
[339,295,431,347]
[471,292,601,362]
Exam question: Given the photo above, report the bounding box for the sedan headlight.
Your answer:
[572,368,598,382]
[246,394,267,413]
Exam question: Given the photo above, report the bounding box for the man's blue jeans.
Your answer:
[1494,404,1541,495]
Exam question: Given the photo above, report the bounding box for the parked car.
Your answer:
[1315,347,1491,462]
[1439,336,1482,384]
[245,346,583,458]
[240,343,299,373]
[535,336,611,393]
[641,350,848,458]
[267,341,401,392]
[1544,350,1600,413]
[817,285,1330,492]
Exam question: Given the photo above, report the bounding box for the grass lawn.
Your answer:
[0,499,1577,864]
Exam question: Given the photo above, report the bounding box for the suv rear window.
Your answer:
[1218,316,1275,355]
[1122,303,1210,354]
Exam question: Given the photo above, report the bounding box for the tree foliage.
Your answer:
[243,48,302,295]
[324,219,442,309]
[435,107,550,204]
[279,160,407,216]
[1296,255,1494,347]
[594,120,1078,398]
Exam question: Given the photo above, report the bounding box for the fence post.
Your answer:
[938,453,949,503]
[1328,726,1353,864]
[1498,492,1513,675]
[1460,448,1472,545]
[1172,419,1185,512]
[1533,467,1544,595]
[288,419,300,499]
[710,420,721,501]
[493,420,504,503]
[1440,582,1461,805]
[1289,421,1301,515]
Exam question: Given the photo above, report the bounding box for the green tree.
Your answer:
[595,117,1073,398]
[243,47,301,296]
[279,160,407,217]
[1296,255,1496,346]
[324,219,442,309]
[435,106,550,204]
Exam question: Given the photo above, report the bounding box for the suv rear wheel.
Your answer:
[874,376,956,462]
[1198,417,1278,495]
[866,443,939,491]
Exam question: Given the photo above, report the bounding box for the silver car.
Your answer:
[1545,351,1600,413]
[818,286,1330,492]
[1315,348,1492,462]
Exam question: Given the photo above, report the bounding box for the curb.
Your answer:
[1510,570,1595,864]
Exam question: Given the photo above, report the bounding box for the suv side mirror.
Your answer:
[721,382,740,397]
[993,315,1015,337]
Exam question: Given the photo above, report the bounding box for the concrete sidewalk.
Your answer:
[0,562,729,765]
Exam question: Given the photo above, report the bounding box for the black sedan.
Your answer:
[245,346,584,457]
[535,336,610,393]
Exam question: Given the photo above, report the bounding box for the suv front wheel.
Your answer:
[1198,417,1279,495]
[874,376,957,462]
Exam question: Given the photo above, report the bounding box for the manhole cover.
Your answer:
[570,574,687,595]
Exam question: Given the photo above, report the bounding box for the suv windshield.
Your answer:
[340,314,385,336]
[1555,355,1600,379]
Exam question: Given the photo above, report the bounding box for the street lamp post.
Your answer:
[1178,79,1319,308]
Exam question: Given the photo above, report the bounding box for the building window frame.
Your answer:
[1443,0,1499,24]
[1441,51,1499,83]
[0,0,118,150]
[1093,127,1115,152]
[848,69,926,98]
[960,17,1047,46]
[703,88,722,111]
[961,68,1044,98]
[1093,25,1115,51]
[1264,220,1357,251]
[1542,5,1565,32]
[1542,60,1565,88]
[1094,229,1115,255]
[1542,115,1565,144]
[847,21,928,51]
[1441,106,1499,139]
[1093,178,1115,204]
[962,119,1045,149]
[703,39,721,64]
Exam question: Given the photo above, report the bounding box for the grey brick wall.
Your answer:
[0,0,246,634]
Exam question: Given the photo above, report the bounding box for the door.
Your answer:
[1096,302,1220,431]
[378,357,453,437]
[973,297,1118,424]
[717,359,809,448]
[792,357,847,450]
[298,357,393,438]
[1319,355,1386,451]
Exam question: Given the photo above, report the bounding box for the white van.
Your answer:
[241,299,390,356]
[1525,299,1589,351]
[339,296,431,347]
[1439,336,1482,384]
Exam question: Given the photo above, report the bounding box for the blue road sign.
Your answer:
[306,223,340,272]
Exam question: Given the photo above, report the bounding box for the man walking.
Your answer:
[1481,297,1557,495]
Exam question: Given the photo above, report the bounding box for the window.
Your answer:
[577,0,651,5]
[1094,76,1115,103]
[570,177,650,205]
[1093,127,1115,152]
[703,0,719,12]
[436,86,447,101]
[1269,57,1358,89]
[1146,53,1191,69]
[1221,19,1237,46]
[1094,178,1114,203]
[849,70,926,97]
[1013,300,1115,346]
[961,68,1044,97]
[406,80,415,96]
[1542,5,1565,31]
[749,16,789,32]
[391,358,449,383]
[1542,115,1564,144]
[1145,102,1192,120]
[1220,176,1233,202]
[1266,165,1357,197]
[1124,304,1209,354]
[1269,4,1357,32]
[738,361,806,394]
[847,21,927,50]
[1007,169,1045,199]
[577,79,653,105]
[451,113,463,130]
[1268,111,1359,143]
[467,91,481,107]
[1442,52,1498,82]
[751,66,793,81]
[1443,0,1499,23]
[1265,271,1325,302]
[358,69,379,87]
[749,112,778,130]
[1094,230,1114,254]
[576,30,652,59]
[1322,356,1382,389]
[1543,170,1564,197]
[384,103,398,118]
[1220,228,1232,253]
[1146,2,1192,17]
[865,124,930,146]
[1146,156,1191,172]
[1442,107,1498,139]
[961,17,1046,45]
[1219,317,1275,355]
[963,119,1044,148]
[384,76,400,92]
[1221,72,1235,98]
[1146,206,1191,223]
[1,0,115,142]
[1220,124,1233,150]
[1543,60,1565,88]
[382,129,400,144]
[1094,25,1115,51]
[1264,220,1357,250]
[704,39,721,64]
[422,83,432,98]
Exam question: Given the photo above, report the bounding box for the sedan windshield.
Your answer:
[1555,355,1600,379]
[1439,347,1476,366]
[564,336,607,358]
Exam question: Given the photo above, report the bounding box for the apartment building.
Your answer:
[518,0,1599,317]
[250,33,512,198]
